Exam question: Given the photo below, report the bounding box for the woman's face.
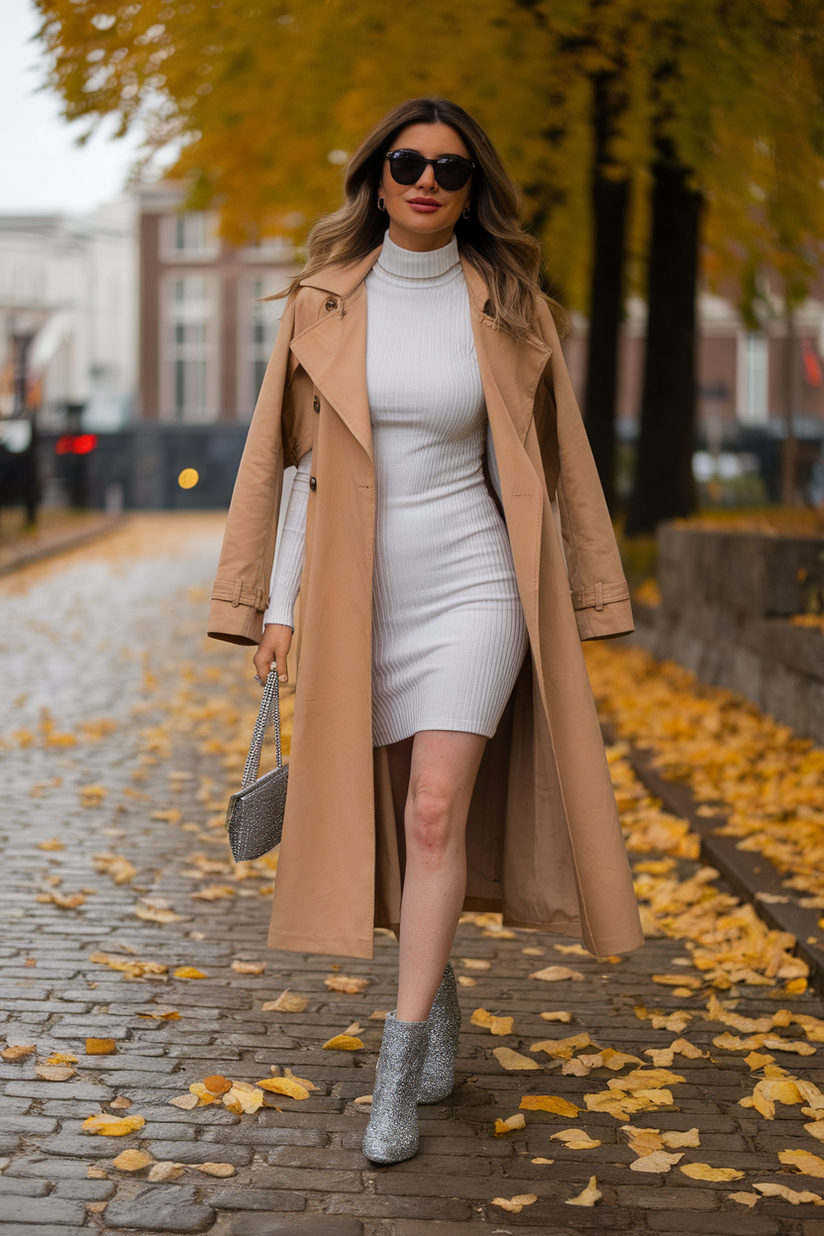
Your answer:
[379,121,473,251]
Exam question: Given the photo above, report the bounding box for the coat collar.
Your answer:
[290,241,552,458]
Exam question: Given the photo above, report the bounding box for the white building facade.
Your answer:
[0,198,138,430]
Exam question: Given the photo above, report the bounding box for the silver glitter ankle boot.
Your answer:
[417,961,461,1103]
[362,1012,428,1164]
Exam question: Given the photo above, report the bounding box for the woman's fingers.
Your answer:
[253,624,292,685]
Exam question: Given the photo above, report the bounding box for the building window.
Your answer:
[237,277,286,418]
[159,212,219,261]
[160,275,218,422]
[736,331,769,425]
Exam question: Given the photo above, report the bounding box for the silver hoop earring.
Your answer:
[377,196,386,211]
[462,204,471,220]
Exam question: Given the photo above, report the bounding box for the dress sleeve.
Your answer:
[263,450,312,629]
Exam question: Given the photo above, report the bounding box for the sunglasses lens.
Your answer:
[435,158,472,191]
[387,152,424,185]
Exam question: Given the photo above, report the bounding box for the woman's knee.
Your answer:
[406,782,456,856]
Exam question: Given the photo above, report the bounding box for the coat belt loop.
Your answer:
[255,587,264,611]
[595,582,604,611]
[232,578,243,607]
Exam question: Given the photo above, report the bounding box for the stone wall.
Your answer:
[627,524,824,743]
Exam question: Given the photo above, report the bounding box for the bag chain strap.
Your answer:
[240,664,283,790]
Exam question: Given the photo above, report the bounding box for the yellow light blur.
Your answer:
[178,468,199,489]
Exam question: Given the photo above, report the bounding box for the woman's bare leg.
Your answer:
[386,735,414,881]
[393,729,487,1022]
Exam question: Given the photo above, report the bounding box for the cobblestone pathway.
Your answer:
[2,514,824,1236]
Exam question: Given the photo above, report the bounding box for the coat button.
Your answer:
[309,476,317,491]
[312,395,320,413]
[325,298,337,312]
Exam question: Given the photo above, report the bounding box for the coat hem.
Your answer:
[266,927,374,960]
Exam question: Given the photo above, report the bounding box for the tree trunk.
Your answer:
[583,71,629,515]
[781,306,798,506]
[625,149,703,535]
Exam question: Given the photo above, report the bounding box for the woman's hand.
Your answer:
[253,623,292,686]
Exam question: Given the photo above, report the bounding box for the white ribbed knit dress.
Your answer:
[265,231,527,747]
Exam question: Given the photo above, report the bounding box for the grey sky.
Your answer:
[0,0,148,213]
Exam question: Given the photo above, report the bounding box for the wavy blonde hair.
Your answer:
[274,97,566,341]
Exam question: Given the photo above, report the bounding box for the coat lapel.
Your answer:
[288,247,382,460]
[460,257,552,445]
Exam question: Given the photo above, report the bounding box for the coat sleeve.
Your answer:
[207,295,312,646]
[535,301,634,642]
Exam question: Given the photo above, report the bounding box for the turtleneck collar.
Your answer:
[376,230,460,283]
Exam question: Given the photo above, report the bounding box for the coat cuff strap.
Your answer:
[212,578,268,611]
[570,580,630,611]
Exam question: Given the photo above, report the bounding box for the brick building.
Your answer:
[137,183,298,425]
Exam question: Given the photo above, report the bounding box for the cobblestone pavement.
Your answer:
[2,513,824,1236]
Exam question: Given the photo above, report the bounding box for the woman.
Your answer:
[208,97,643,1166]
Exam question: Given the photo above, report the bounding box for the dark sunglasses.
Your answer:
[384,149,475,192]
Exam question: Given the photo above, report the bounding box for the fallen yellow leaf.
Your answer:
[192,885,236,900]
[662,1128,700,1148]
[173,967,207,979]
[112,1149,153,1171]
[530,1032,591,1060]
[135,903,184,923]
[93,853,136,884]
[531,1156,555,1164]
[169,1094,199,1110]
[540,1011,572,1023]
[494,1113,526,1136]
[550,1128,601,1148]
[491,1193,537,1213]
[680,1163,744,1182]
[462,958,491,970]
[257,1077,310,1100]
[471,1008,514,1036]
[727,1192,760,1207]
[230,959,266,974]
[137,1011,181,1021]
[82,1113,145,1136]
[188,1083,220,1106]
[566,1175,602,1206]
[35,1065,75,1081]
[223,1081,265,1113]
[1,1044,36,1061]
[652,974,703,989]
[754,1181,824,1204]
[520,1095,580,1117]
[610,1067,685,1091]
[324,975,371,994]
[262,990,308,1013]
[192,1163,236,1177]
[37,838,64,850]
[85,1039,117,1055]
[281,1068,318,1091]
[148,1161,185,1181]
[203,1075,232,1095]
[322,1035,364,1051]
[492,1047,539,1071]
[630,1150,683,1173]
[780,1149,824,1177]
[46,1052,78,1065]
[529,966,585,982]
[805,1123,824,1142]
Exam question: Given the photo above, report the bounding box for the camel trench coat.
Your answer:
[208,244,644,960]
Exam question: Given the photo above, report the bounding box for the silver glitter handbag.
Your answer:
[225,668,288,861]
